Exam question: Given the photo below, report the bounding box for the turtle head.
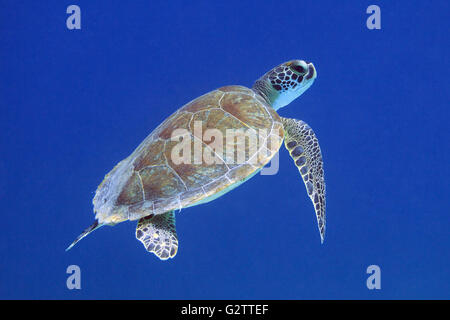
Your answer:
[252,60,317,110]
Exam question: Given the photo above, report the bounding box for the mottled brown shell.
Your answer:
[93,86,284,224]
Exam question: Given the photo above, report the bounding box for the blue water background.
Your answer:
[0,1,449,299]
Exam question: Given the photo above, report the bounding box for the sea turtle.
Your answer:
[67,59,326,260]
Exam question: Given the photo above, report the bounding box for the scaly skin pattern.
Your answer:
[136,211,178,260]
[282,117,326,242]
[253,60,315,110]
[93,85,284,225]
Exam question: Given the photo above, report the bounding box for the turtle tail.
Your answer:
[66,220,102,251]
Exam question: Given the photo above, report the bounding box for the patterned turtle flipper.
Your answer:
[281,117,326,243]
[136,211,178,260]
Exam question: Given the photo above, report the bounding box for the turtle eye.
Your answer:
[291,64,306,74]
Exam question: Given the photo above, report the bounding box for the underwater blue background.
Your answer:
[0,0,449,299]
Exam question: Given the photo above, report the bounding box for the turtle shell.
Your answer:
[93,85,284,225]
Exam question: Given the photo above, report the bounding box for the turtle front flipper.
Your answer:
[281,117,326,243]
[136,211,178,260]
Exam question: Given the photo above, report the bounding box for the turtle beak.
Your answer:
[305,63,317,80]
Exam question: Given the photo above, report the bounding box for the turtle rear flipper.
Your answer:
[282,117,326,243]
[136,211,178,260]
